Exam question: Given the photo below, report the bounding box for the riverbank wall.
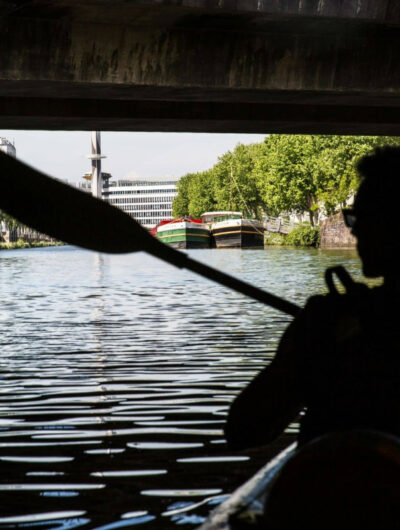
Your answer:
[319,213,356,248]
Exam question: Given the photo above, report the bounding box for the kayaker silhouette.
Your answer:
[225,146,400,450]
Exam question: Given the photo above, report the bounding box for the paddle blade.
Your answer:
[0,151,183,263]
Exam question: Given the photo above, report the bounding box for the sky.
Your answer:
[0,131,267,183]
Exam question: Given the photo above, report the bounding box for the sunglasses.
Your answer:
[342,208,356,228]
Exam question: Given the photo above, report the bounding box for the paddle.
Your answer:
[0,152,300,316]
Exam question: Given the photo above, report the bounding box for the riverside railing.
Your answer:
[264,217,295,235]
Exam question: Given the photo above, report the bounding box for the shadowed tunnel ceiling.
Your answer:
[1,0,400,134]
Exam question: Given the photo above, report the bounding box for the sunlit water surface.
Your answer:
[0,246,363,528]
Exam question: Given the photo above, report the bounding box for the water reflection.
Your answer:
[91,470,167,477]
[0,511,87,523]
[161,495,229,517]
[141,489,223,497]
[0,246,363,527]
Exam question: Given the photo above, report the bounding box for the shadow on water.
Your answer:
[0,246,364,527]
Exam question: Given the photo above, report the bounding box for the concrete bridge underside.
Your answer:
[1,0,400,134]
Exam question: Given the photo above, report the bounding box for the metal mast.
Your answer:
[87,131,106,198]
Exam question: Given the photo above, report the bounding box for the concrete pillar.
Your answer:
[88,131,105,199]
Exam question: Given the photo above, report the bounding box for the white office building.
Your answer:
[78,174,179,229]
[103,176,178,229]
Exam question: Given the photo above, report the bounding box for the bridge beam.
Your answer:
[1,1,400,134]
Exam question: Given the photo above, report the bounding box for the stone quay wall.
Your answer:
[320,213,357,248]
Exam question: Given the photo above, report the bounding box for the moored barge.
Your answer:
[153,217,210,249]
[201,211,264,249]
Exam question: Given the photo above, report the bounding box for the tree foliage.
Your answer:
[254,135,400,225]
[285,223,320,247]
[172,142,265,219]
[172,171,217,218]
[212,143,265,218]
[173,135,400,224]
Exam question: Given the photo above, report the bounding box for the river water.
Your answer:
[0,246,363,529]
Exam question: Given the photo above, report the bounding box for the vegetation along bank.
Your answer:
[173,135,399,246]
[0,239,65,251]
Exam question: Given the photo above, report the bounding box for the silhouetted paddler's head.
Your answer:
[350,146,400,278]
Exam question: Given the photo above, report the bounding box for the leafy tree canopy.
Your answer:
[172,171,217,218]
[212,143,265,219]
[172,135,400,224]
[172,142,264,219]
[254,135,400,225]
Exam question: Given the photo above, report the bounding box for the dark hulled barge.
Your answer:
[201,212,264,249]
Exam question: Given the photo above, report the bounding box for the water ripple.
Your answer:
[0,246,362,527]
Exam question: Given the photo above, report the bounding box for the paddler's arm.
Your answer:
[225,308,307,450]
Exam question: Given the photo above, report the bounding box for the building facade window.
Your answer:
[77,176,179,229]
[103,178,178,229]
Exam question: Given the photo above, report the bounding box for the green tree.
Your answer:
[172,170,217,218]
[172,142,265,219]
[173,135,400,224]
[212,143,265,219]
[316,136,399,214]
[187,170,217,217]
[172,173,193,217]
[254,135,399,225]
